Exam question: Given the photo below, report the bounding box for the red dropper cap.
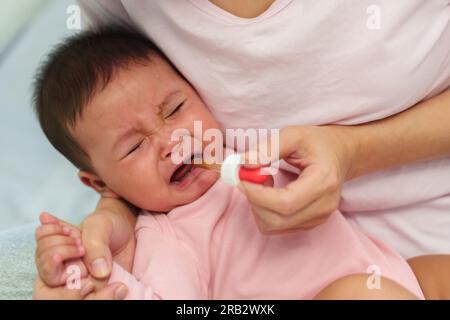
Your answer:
[238,167,269,185]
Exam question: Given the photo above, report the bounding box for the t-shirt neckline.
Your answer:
[187,0,294,25]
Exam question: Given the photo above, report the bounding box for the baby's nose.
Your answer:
[162,135,202,163]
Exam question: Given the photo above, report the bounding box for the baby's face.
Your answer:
[71,55,220,211]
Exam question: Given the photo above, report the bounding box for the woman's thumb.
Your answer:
[86,283,128,300]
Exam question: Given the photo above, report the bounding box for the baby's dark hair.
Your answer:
[33,26,173,172]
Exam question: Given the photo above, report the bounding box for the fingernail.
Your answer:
[92,258,109,277]
[114,285,128,300]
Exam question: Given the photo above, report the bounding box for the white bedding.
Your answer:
[0,0,98,232]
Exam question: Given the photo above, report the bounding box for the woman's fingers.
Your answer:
[84,282,128,300]
[240,126,299,168]
[249,189,339,233]
[33,276,94,300]
[238,165,322,215]
[238,125,350,233]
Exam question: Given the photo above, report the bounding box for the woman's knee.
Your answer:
[314,274,418,300]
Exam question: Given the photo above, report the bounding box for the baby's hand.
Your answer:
[33,212,128,300]
[35,212,87,287]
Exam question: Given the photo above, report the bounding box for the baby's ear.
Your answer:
[78,170,119,199]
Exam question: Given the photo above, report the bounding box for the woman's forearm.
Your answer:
[335,88,450,180]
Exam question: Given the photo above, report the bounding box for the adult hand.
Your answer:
[238,125,356,233]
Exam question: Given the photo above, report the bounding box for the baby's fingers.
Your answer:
[39,212,61,225]
[36,235,81,256]
[37,245,85,287]
[39,212,81,238]
[35,224,70,241]
[50,245,85,263]
[39,245,85,272]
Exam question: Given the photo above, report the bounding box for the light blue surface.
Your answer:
[0,0,98,232]
[0,0,51,54]
[0,216,84,300]
[0,0,98,299]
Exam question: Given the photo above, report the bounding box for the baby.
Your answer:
[33,26,427,299]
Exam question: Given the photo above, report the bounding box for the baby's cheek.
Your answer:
[130,179,174,212]
[106,173,148,209]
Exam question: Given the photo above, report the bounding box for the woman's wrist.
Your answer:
[320,124,361,182]
[327,89,450,181]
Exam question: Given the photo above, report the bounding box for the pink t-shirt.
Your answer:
[109,170,423,299]
[80,0,450,258]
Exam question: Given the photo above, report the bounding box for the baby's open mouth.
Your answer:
[170,155,197,185]
[170,163,194,184]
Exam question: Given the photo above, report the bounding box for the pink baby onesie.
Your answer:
[109,170,423,299]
